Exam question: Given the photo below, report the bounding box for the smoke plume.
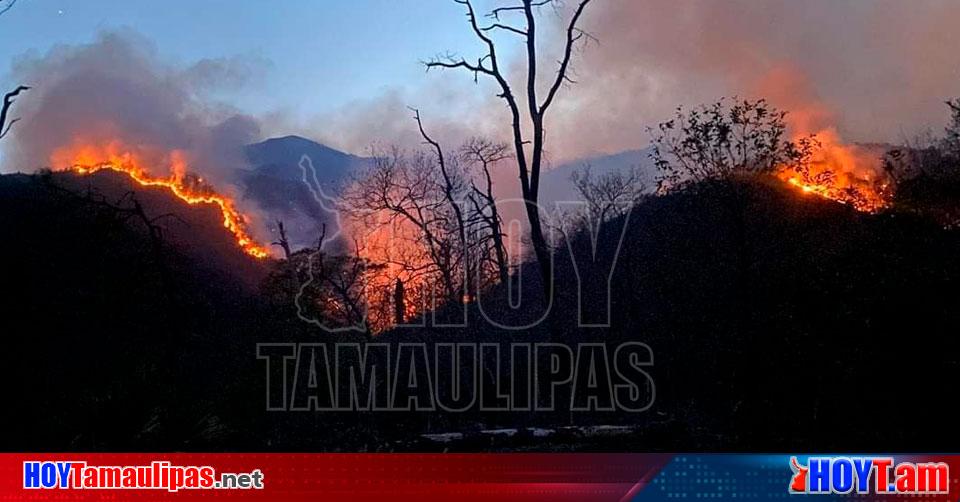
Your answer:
[3,30,265,183]
[545,0,960,159]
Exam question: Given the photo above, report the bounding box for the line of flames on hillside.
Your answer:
[56,143,270,259]
[52,131,893,266]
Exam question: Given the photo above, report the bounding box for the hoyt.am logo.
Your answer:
[789,456,949,495]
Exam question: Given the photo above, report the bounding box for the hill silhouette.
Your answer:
[244,135,370,183]
[239,136,371,249]
[1,170,958,451]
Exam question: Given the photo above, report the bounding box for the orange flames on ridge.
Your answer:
[756,68,893,212]
[53,142,270,259]
[777,128,892,213]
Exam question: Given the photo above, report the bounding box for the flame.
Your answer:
[751,67,892,212]
[777,128,891,212]
[349,215,431,323]
[53,142,270,259]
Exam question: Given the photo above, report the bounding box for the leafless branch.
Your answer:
[539,0,593,116]
[271,220,292,259]
[424,0,597,298]
[0,85,30,140]
[0,0,18,17]
[481,23,527,37]
[489,0,552,20]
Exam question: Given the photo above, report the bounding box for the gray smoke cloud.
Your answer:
[8,2,958,191]
[280,0,960,167]
[547,0,960,159]
[3,29,265,183]
[266,79,506,159]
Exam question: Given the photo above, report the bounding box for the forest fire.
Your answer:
[348,215,433,324]
[777,129,892,213]
[54,143,270,259]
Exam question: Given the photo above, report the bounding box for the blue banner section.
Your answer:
[632,455,955,501]
[635,455,791,501]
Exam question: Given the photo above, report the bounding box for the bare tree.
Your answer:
[570,164,647,225]
[341,131,519,321]
[0,85,29,140]
[880,100,960,226]
[1,1,28,142]
[271,220,293,260]
[461,137,511,286]
[393,278,406,325]
[340,144,466,306]
[0,1,28,141]
[40,178,186,294]
[426,0,595,299]
[943,99,960,159]
[268,223,388,335]
[411,108,471,300]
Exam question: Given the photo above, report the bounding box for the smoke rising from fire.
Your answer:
[4,3,956,256]
[270,0,960,201]
[3,30,264,183]
[550,0,960,160]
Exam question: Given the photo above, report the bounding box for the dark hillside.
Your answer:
[579,178,960,449]
[2,172,958,450]
[0,172,273,449]
[384,176,960,450]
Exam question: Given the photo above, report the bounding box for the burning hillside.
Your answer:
[3,32,269,259]
[54,142,270,259]
[777,129,893,212]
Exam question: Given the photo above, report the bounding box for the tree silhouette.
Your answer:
[0,85,28,141]
[461,137,511,286]
[0,0,18,17]
[393,278,406,325]
[271,220,293,259]
[341,144,466,307]
[412,108,471,301]
[650,98,816,193]
[425,0,594,300]
[0,0,28,142]
[944,99,960,159]
[570,164,647,225]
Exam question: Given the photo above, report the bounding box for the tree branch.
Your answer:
[490,0,552,20]
[0,0,18,17]
[481,23,527,37]
[539,0,593,116]
[271,219,292,259]
[0,85,29,140]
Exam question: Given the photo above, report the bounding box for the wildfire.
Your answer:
[777,128,891,212]
[54,142,270,259]
[349,216,431,323]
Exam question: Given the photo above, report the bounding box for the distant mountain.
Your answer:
[538,147,657,207]
[244,135,371,184]
[239,136,372,250]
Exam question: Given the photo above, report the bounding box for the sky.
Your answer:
[0,0,493,119]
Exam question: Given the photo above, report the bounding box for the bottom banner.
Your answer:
[2,454,956,501]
